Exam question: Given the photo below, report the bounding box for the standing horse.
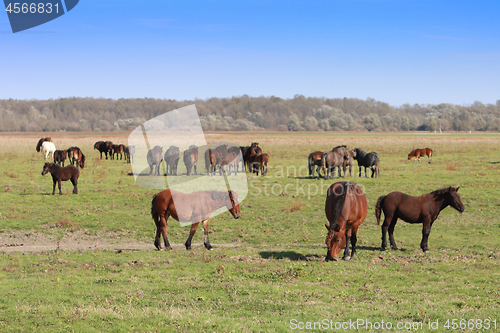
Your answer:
[36,137,52,152]
[248,152,269,176]
[408,148,433,163]
[183,145,199,176]
[127,145,135,163]
[53,150,67,166]
[218,152,240,175]
[94,141,113,159]
[342,149,355,177]
[67,147,85,169]
[41,163,79,195]
[111,144,125,160]
[164,146,180,176]
[353,148,380,178]
[228,146,243,171]
[151,189,241,250]
[147,146,164,176]
[205,145,228,176]
[321,145,348,179]
[375,186,465,252]
[308,151,324,178]
[41,141,56,160]
[325,181,367,261]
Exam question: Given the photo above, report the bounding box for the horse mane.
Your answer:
[327,182,352,230]
[430,187,452,197]
[332,145,346,150]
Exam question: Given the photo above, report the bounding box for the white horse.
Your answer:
[41,141,56,160]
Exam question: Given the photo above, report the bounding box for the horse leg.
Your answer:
[358,166,362,178]
[202,219,213,250]
[194,165,197,175]
[71,177,78,194]
[52,180,56,195]
[420,219,432,252]
[58,179,63,195]
[388,217,399,250]
[381,214,397,250]
[343,229,352,261]
[185,222,199,250]
[156,213,172,251]
[350,228,359,259]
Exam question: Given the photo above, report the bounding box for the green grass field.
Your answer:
[0,132,499,332]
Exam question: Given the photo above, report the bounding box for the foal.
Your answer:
[41,163,79,195]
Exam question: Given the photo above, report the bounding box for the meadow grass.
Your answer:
[0,132,499,332]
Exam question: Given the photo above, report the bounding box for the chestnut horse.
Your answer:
[147,146,163,176]
[375,186,465,252]
[408,147,433,163]
[308,151,324,178]
[41,163,79,195]
[151,189,241,250]
[183,145,199,176]
[325,181,367,261]
[67,147,85,169]
[36,137,52,152]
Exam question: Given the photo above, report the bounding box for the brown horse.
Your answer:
[308,151,324,178]
[147,146,164,176]
[228,146,243,171]
[248,152,269,176]
[375,186,465,252]
[218,151,241,175]
[151,189,241,250]
[342,149,355,177]
[205,144,228,176]
[41,163,79,195]
[321,145,348,179]
[53,150,67,166]
[408,147,433,163]
[164,146,180,175]
[67,147,85,169]
[243,143,261,171]
[183,145,199,176]
[325,181,367,261]
[94,141,113,159]
[36,137,52,152]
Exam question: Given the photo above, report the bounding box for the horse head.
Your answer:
[227,190,241,219]
[41,163,51,176]
[324,223,344,262]
[447,186,465,213]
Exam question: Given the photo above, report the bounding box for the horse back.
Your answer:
[382,191,429,223]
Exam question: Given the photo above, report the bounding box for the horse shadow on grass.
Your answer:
[260,246,383,261]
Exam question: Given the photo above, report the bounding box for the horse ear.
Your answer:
[333,224,341,232]
[325,224,329,231]
[456,186,459,192]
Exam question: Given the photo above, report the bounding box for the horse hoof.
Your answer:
[343,256,351,261]
[424,250,430,253]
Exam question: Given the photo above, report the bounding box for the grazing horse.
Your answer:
[147,146,163,176]
[164,146,180,175]
[36,137,52,152]
[325,181,367,261]
[218,152,241,175]
[205,145,228,175]
[183,145,199,176]
[151,189,241,250]
[41,141,56,160]
[243,143,261,171]
[353,148,380,178]
[53,150,67,166]
[308,151,324,178]
[94,141,113,159]
[321,145,348,179]
[408,147,433,163]
[375,186,465,252]
[41,163,79,195]
[248,152,269,176]
[67,147,85,169]
[343,149,355,177]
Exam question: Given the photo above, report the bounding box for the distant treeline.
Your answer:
[1,95,500,132]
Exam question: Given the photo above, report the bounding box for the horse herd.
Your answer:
[308,146,380,179]
[35,136,457,262]
[145,142,270,177]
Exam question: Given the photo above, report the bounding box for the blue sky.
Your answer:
[1,0,499,106]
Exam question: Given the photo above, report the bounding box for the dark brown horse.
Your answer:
[325,181,367,261]
[67,147,85,169]
[243,143,261,171]
[308,151,324,178]
[183,145,199,176]
[217,151,240,175]
[375,186,465,252]
[408,147,433,163]
[41,163,79,195]
[36,137,52,152]
[321,145,348,179]
[53,150,67,166]
[342,149,355,177]
[147,146,163,176]
[353,148,379,178]
[205,144,228,175]
[94,141,113,159]
[248,152,269,176]
[151,189,241,250]
[110,144,126,160]
[164,146,180,175]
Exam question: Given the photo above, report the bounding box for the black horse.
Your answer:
[353,148,380,178]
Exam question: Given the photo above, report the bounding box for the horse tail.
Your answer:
[307,153,313,176]
[321,153,327,179]
[375,195,386,225]
[151,194,160,225]
[374,154,380,178]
